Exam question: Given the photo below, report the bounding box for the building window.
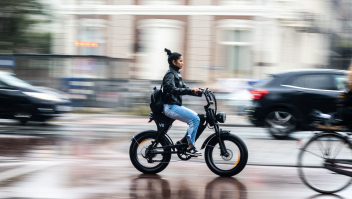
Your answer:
[217,28,251,78]
[217,20,252,78]
[224,30,251,77]
[79,27,105,55]
[78,19,106,56]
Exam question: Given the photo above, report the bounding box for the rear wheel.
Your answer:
[265,108,297,139]
[298,133,352,194]
[129,132,171,174]
[205,134,248,177]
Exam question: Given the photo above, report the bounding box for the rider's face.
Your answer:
[173,56,183,69]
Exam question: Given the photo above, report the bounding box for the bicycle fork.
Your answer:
[216,126,229,157]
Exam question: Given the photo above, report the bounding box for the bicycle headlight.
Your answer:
[216,112,226,123]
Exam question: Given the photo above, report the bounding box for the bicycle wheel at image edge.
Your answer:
[298,132,352,194]
[130,132,171,174]
[205,134,248,177]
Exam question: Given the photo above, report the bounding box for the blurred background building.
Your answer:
[1,0,352,114]
[49,0,345,80]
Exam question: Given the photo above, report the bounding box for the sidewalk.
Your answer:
[54,113,253,127]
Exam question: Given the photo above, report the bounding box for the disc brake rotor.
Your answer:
[222,149,233,161]
[140,146,157,159]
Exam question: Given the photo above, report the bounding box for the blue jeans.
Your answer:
[163,104,200,147]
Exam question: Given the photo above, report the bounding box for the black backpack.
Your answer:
[150,84,168,113]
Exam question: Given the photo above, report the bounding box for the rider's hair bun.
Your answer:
[164,48,172,56]
[164,48,182,65]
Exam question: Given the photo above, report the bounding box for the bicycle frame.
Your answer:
[324,132,352,177]
[146,88,229,157]
[302,130,352,177]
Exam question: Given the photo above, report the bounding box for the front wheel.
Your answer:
[129,132,171,174]
[205,134,248,177]
[298,132,352,194]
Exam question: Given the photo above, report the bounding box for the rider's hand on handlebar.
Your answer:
[191,88,201,95]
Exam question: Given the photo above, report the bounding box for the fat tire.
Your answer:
[205,134,248,177]
[129,132,171,174]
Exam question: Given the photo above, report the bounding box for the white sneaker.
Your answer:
[186,147,202,156]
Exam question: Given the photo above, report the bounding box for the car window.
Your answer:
[288,74,335,90]
[253,76,274,88]
[333,74,347,91]
[0,73,33,88]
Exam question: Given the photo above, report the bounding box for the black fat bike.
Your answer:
[129,88,248,177]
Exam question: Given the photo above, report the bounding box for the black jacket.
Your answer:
[163,64,192,106]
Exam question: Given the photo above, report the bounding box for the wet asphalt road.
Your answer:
[0,118,351,198]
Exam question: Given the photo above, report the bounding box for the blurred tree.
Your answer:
[0,0,51,54]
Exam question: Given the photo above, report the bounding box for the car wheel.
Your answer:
[265,109,297,139]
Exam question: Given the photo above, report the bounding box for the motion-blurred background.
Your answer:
[1,0,352,116]
[2,2,352,198]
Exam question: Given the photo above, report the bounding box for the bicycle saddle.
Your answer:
[149,112,174,124]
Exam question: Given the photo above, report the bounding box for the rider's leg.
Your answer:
[163,104,200,148]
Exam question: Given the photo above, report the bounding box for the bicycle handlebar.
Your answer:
[197,88,214,106]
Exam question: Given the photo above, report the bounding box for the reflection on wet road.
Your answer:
[130,175,247,199]
[0,119,350,198]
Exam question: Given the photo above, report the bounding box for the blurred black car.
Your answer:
[0,71,71,124]
[247,69,347,139]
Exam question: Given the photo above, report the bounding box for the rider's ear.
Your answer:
[172,60,176,65]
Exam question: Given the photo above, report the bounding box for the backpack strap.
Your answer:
[161,71,174,91]
[162,71,174,103]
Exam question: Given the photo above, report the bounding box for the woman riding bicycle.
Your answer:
[162,48,202,156]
